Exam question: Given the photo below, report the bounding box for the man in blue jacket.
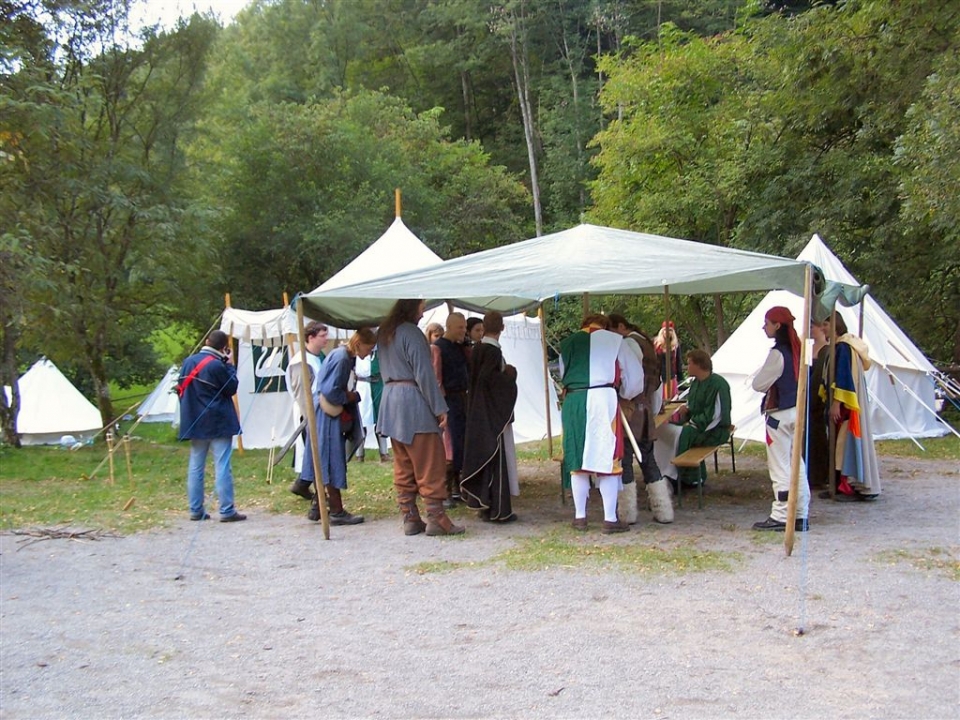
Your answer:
[178,330,246,522]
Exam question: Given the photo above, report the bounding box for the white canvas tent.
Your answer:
[219,216,560,448]
[4,358,102,445]
[712,235,947,443]
[137,365,180,425]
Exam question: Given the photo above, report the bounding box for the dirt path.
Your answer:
[1,454,958,719]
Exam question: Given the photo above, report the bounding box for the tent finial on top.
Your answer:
[395,188,401,218]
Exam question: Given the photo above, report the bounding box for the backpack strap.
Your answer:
[177,355,217,398]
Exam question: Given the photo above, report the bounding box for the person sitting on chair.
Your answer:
[655,349,732,491]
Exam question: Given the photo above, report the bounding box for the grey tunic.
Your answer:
[376,322,448,444]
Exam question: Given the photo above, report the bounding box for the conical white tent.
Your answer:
[137,365,180,425]
[4,358,102,445]
[713,235,946,443]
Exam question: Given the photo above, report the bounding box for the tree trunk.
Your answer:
[0,318,22,447]
[507,6,543,236]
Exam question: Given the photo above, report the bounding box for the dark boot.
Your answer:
[425,501,465,536]
[289,478,314,500]
[326,486,363,525]
[443,464,461,508]
[398,493,426,536]
[307,496,320,522]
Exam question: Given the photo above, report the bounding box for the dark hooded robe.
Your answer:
[459,340,519,520]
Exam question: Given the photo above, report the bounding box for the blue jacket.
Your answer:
[177,348,241,440]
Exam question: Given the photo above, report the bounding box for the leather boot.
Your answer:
[646,479,674,524]
[398,493,426,536]
[425,501,465,536]
[618,481,639,525]
[443,464,460,508]
[307,495,320,522]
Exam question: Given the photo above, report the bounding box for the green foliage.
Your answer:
[204,90,530,308]
[1,2,221,424]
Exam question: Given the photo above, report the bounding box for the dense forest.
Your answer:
[1,0,958,432]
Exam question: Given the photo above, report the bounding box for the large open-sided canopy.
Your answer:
[296,223,809,326]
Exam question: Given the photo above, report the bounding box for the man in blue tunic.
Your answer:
[307,328,377,526]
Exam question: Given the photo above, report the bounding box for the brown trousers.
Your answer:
[392,433,447,503]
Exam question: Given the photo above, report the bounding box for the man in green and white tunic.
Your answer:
[655,349,732,488]
[560,314,643,534]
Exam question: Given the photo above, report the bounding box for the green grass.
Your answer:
[493,529,741,573]
[873,547,960,581]
[0,419,399,534]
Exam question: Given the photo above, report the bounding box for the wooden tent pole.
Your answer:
[663,285,673,400]
[225,293,244,453]
[395,188,402,218]
[784,264,812,556]
[826,311,838,499]
[297,298,330,539]
[538,303,554,459]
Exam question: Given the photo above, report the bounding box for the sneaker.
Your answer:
[329,510,364,526]
[220,512,247,523]
[189,512,210,521]
[289,479,314,500]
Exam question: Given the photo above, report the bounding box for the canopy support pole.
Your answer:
[296,297,330,539]
[662,285,673,400]
[538,303,554,459]
[785,265,812,555]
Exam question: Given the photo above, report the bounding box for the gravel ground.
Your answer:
[1,453,958,720]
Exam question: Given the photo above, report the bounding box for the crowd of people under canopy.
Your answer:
[185,299,880,535]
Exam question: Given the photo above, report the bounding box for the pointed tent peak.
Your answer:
[797,234,859,286]
[8,357,102,444]
[315,217,443,293]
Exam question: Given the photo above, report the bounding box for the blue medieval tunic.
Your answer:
[316,346,363,489]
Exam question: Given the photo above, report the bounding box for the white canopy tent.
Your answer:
[4,358,102,445]
[137,365,180,425]
[295,223,809,325]
[294,223,812,454]
[713,235,947,443]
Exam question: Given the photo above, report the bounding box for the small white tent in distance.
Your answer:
[712,234,947,443]
[4,358,103,445]
[137,365,180,425]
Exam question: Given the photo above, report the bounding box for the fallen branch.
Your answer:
[6,526,121,550]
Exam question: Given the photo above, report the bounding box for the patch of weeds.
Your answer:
[407,560,472,575]
[493,528,741,574]
[749,531,783,545]
[874,547,960,581]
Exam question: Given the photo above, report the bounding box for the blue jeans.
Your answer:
[186,437,237,517]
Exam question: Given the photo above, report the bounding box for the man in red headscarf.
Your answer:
[751,306,810,532]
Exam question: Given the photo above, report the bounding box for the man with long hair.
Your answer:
[376,299,464,536]
[751,306,810,531]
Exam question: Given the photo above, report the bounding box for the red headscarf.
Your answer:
[765,306,801,378]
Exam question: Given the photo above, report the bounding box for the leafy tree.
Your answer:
[206,90,531,309]
[1,0,219,427]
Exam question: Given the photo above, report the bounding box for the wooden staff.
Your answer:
[224,293,244,453]
[297,298,330,539]
[785,264,812,555]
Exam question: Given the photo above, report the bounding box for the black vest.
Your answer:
[434,337,469,393]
